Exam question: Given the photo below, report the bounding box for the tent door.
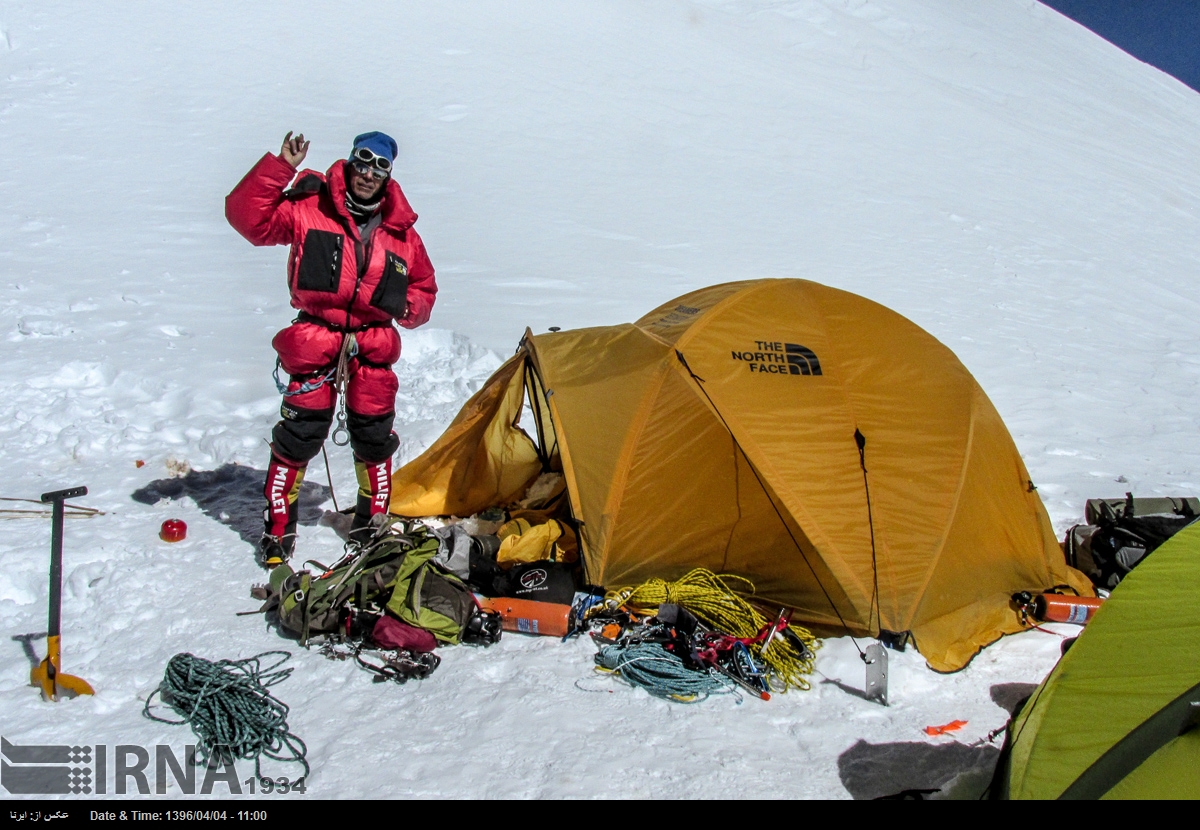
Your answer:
[523,353,558,472]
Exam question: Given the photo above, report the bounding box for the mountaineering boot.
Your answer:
[261,453,305,568]
[258,532,296,569]
[348,456,392,547]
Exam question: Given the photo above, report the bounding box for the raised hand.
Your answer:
[280,131,310,168]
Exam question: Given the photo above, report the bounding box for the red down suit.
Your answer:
[226,153,436,420]
[226,152,437,546]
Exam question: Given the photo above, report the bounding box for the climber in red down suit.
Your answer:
[226,131,436,566]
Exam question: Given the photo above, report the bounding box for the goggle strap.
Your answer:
[352,147,392,172]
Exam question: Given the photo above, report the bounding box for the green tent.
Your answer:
[1001,521,1200,799]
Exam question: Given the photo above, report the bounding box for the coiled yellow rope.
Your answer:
[605,569,820,691]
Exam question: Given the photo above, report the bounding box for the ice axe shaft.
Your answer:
[31,486,94,701]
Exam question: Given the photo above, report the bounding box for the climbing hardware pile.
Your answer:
[576,568,821,701]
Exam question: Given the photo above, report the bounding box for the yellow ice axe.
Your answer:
[30,486,95,701]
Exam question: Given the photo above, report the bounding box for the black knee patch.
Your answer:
[347,410,399,463]
[271,405,335,463]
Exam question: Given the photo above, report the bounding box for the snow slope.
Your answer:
[1,0,1198,799]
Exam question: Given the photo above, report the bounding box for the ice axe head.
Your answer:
[30,635,94,702]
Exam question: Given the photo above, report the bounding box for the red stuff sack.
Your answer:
[371,613,438,653]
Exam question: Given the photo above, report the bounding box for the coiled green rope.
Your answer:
[596,642,739,703]
[144,651,309,779]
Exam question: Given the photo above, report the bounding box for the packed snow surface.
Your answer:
[2,0,1198,799]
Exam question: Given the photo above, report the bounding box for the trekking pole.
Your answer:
[31,486,95,701]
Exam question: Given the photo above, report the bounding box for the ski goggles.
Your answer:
[351,146,393,173]
[349,160,389,182]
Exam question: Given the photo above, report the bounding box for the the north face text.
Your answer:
[731,341,822,376]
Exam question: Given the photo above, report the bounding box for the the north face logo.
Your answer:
[731,341,822,376]
[783,343,821,375]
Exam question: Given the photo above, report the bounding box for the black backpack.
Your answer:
[1067,494,1197,589]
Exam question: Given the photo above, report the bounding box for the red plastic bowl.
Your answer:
[160,519,187,543]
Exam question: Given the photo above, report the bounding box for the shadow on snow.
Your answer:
[131,463,330,547]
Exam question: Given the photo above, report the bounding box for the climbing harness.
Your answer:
[143,651,309,779]
[273,360,337,398]
[270,322,360,447]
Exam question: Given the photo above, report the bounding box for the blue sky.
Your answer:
[1041,0,1200,92]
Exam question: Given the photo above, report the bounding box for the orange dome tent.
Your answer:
[390,280,1090,671]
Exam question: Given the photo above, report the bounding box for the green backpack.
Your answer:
[261,523,428,645]
[385,541,479,645]
[255,520,482,647]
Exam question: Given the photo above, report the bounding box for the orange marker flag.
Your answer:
[924,719,968,736]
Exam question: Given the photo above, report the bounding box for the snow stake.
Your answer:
[863,641,888,706]
[31,486,95,702]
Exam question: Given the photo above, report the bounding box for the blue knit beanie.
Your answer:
[350,131,399,164]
